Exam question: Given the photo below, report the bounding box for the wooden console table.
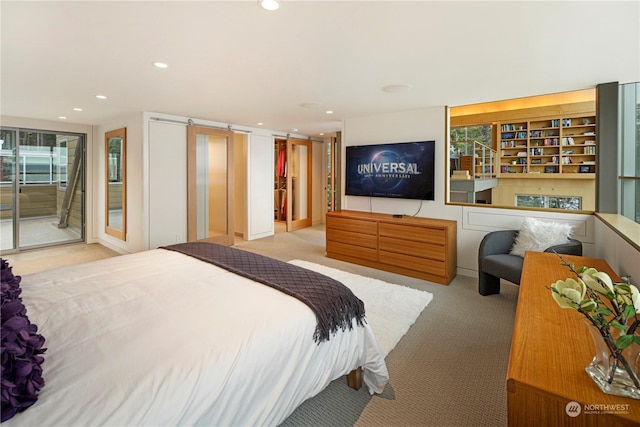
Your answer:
[325,210,456,285]
[508,252,640,426]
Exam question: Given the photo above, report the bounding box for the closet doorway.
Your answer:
[274,138,312,232]
[187,126,234,245]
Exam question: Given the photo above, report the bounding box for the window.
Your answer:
[515,195,581,210]
[450,124,492,155]
[57,139,68,188]
[619,81,640,223]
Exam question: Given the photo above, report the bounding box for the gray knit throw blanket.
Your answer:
[161,242,365,343]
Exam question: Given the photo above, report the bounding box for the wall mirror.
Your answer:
[447,89,597,213]
[105,127,127,240]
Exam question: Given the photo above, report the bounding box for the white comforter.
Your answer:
[6,249,388,426]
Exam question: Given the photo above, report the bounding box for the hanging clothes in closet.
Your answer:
[274,142,287,221]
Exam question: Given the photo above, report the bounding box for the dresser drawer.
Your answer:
[327,216,377,235]
[327,229,377,249]
[378,222,446,245]
[379,236,445,261]
[327,241,377,261]
[326,210,456,285]
[379,250,446,277]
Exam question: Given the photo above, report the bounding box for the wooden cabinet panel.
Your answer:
[379,222,446,245]
[327,229,377,249]
[326,210,457,285]
[326,216,376,234]
[379,250,446,276]
[326,241,377,261]
[379,236,445,261]
[508,253,640,426]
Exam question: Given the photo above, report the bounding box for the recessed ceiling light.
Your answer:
[73,107,83,112]
[326,110,334,115]
[319,133,324,136]
[300,102,323,109]
[257,122,264,126]
[292,128,298,132]
[96,95,107,99]
[382,84,413,93]
[58,116,67,120]
[153,62,168,69]
[259,0,280,11]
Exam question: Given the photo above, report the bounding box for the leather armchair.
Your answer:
[478,230,582,296]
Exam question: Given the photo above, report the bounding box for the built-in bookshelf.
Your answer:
[498,114,596,178]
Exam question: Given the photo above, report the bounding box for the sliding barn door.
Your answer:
[286,138,312,231]
[187,126,234,245]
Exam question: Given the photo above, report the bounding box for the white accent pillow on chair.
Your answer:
[510,217,573,257]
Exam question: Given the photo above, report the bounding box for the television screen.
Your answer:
[345,140,435,200]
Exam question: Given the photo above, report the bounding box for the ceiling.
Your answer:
[2,1,639,137]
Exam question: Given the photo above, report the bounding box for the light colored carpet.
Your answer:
[7,225,517,426]
[290,260,433,358]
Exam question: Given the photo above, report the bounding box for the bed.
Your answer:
[2,243,389,426]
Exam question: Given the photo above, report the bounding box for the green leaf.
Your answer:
[633,336,640,345]
[611,320,626,331]
[595,307,613,316]
[580,300,597,312]
[616,334,634,350]
[616,284,631,294]
[624,304,636,319]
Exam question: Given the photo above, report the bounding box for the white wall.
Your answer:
[142,112,319,250]
[594,218,640,282]
[245,133,275,240]
[144,118,188,250]
[342,107,599,277]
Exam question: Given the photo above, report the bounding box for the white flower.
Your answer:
[580,268,615,296]
[550,278,585,309]
[630,284,640,313]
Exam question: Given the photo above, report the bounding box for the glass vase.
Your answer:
[584,322,640,400]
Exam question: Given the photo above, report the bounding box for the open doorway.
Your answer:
[187,126,234,245]
[0,127,85,253]
[274,137,312,233]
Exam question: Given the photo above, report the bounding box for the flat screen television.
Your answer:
[345,140,435,200]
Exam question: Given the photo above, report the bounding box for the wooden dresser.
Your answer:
[325,210,457,285]
[508,252,640,426]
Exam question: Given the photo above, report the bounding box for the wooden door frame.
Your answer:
[286,138,312,231]
[187,126,234,245]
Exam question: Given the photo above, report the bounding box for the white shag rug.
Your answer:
[289,260,433,358]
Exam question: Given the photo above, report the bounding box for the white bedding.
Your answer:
[6,249,388,426]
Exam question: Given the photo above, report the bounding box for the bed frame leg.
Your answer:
[346,367,363,390]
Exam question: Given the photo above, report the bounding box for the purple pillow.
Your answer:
[1,259,46,422]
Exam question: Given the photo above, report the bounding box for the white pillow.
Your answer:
[510,217,573,257]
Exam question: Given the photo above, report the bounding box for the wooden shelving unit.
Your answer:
[498,114,596,179]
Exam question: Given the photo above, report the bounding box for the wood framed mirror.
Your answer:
[105,127,127,240]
